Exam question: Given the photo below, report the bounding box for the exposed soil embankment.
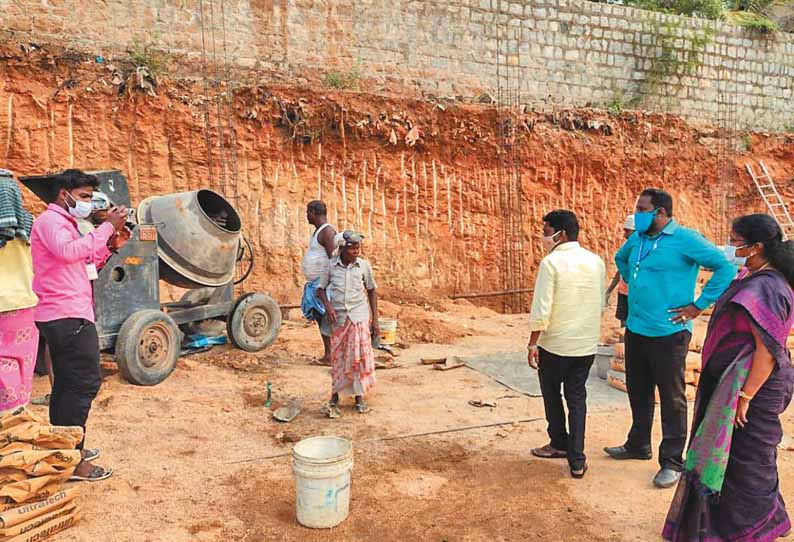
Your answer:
[1,40,792,307]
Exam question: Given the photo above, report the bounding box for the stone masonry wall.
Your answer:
[2,0,794,131]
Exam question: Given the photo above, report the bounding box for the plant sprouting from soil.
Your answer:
[129,37,168,75]
[121,36,169,97]
[608,96,625,117]
[323,66,362,90]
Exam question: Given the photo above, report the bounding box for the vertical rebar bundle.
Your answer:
[197,0,239,201]
[715,50,739,242]
[495,5,527,314]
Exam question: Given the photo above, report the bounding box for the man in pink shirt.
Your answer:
[31,169,127,482]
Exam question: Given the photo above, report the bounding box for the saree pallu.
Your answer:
[664,270,794,542]
[0,308,37,411]
[330,318,376,396]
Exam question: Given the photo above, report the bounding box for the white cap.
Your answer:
[623,214,635,230]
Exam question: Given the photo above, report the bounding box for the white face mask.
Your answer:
[541,231,562,253]
[721,244,749,267]
[64,192,92,220]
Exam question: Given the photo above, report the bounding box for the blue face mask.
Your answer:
[721,244,748,267]
[634,208,659,234]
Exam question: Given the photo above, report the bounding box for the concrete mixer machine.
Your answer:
[20,170,281,386]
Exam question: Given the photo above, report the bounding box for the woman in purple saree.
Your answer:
[664,214,794,542]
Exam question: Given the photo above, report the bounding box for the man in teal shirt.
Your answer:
[604,188,735,489]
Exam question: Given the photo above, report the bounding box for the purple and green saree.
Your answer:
[663,269,794,542]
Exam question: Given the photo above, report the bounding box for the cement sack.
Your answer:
[0,488,78,526]
[0,472,72,504]
[608,375,627,393]
[612,343,625,359]
[686,384,697,401]
[0,504,81,542]
[686,352,702,372]
[0,445,51,456]
[0,423,83,451]
[0,472,27,489]
[609,373,696,402]
[0,451,80,477]
[0,412,41,434]
[690,321,708,353]
[0,501,78,538]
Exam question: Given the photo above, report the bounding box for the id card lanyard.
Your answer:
[76,222,99,281]
[633,236,661,280]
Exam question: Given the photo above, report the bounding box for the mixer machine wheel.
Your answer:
[227,293,282,352]
[116,310,181,386]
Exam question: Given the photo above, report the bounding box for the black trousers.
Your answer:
[537,348,594,470]
[34,336,48,376]
[624,329,691,471]
[36,319,102,450]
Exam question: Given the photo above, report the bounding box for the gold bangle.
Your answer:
[739,391,754,401]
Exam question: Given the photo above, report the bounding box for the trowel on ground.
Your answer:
[432,356,465,371]
[272,398,301,423]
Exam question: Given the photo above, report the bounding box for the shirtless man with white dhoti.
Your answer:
[301,200,337,365]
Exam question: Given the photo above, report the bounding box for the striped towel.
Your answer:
[0,173,33,248]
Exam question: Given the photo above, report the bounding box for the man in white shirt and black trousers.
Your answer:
[527,209,606,479]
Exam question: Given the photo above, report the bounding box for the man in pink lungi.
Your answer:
[317,231,379,419]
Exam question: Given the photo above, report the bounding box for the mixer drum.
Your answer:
[137,190,242,288]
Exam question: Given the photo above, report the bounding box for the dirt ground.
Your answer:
[41,300,794,542]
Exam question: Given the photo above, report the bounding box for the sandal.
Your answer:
[355,402,371,414]
[81,448,100,462]
[69,464,113,482]
[321,403,341,419]
[531,444,568,459]
[31,394,50,406]
[571,463,588,479]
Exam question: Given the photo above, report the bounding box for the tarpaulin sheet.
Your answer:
[462,351,628,408]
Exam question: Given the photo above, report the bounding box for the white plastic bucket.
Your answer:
[292,436,353,529]
[378,318,398,345]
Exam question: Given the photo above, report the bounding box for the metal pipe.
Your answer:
[450,288,533,300]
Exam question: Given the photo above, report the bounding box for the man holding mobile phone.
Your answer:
[30,169,128,482]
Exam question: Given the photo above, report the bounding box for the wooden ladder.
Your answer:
[745,160,794,240]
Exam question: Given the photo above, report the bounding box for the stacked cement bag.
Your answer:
[684,318,709,400]
[607,342,627,393]
[0,407,82,541]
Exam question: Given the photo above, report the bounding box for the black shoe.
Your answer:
[603,445,652,460]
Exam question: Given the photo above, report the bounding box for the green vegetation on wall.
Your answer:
[631,17,715,106]
[597,0,783,33]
